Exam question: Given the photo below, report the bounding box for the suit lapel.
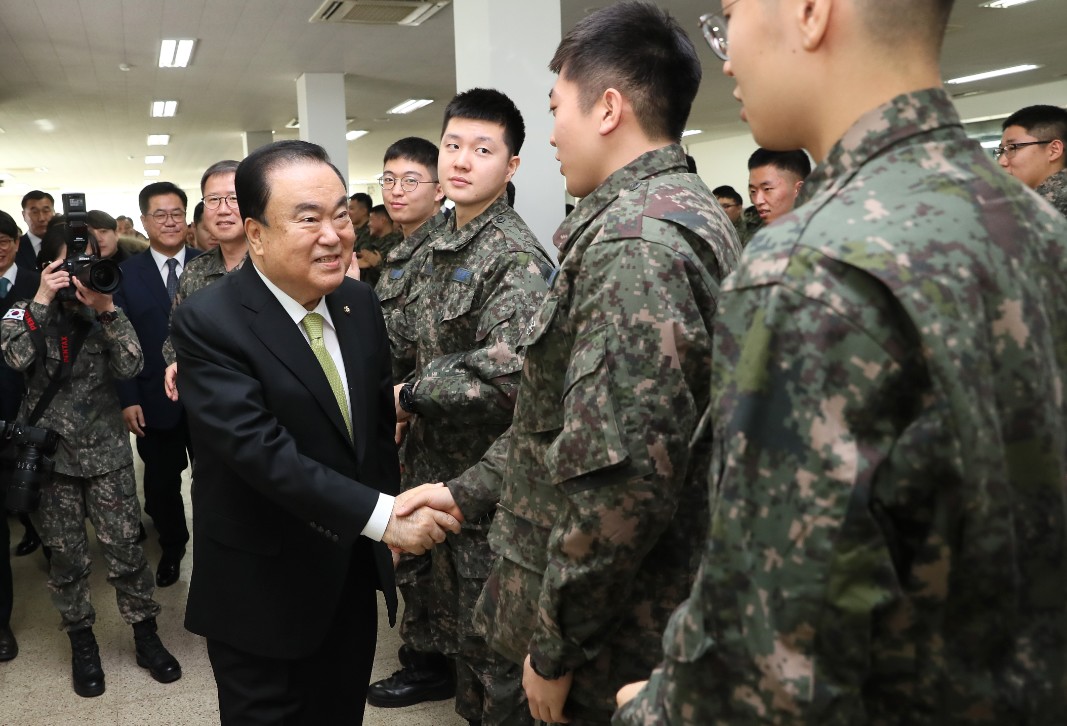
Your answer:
[326,291,366,462]
[133,250,172,311]
[239,265,354,448]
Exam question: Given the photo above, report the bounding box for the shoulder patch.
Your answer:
[452,268,474,284]
[420,261,434,277]
[389,268,405,280]
[3,308,25,321]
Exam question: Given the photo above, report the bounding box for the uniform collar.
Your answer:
[435,195,511,252]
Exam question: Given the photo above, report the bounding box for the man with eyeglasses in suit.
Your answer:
[997,104,1067,217]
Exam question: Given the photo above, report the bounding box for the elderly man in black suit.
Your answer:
[170,140,462,725]
[14,191,54,271]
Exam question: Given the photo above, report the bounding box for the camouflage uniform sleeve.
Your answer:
[528,236,715,678]
[99,308,144,380]
[411,249,548,424]
[1,301,54,371]
[615,259,924,724]
[447,425,511,521]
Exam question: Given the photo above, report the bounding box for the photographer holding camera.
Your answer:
[0,214,181,698]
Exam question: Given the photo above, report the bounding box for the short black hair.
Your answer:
[0,210,18,240]
[200,159,241,194]
[442,88,525,156]
[748,148,811,180]
[370,204,391,220]
[859,0,955,53]
[550,1,700,142]
[1003,105,1067,143]
[506,181,516,207]
[193,201,205,226]
[712,185,743,206]
[348,192,373,213]
[138,182,188,215]
[39,222,69,269]
[21,190,54,209]
[383,137,439,175]
[236,140,345,225]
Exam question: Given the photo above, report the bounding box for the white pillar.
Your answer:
[452,0,563,261]
[242,130,275,157]
[296,73,349,184]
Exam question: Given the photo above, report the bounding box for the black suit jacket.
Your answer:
[0,268,41,420]
[15,234,38,272]
[113,247,201,429]
[171,262,400,659]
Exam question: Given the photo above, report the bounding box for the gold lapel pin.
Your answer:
[343,305,351,314]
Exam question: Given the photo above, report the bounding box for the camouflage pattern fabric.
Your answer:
[354,222,374,254]
[448,144,741,719]
[163,246,246,366]
[2,301,143,477]
[374,229,405,267]
[614,88,1067,725]
[734,215,757,248]
[1035,166,1067,218]
[378,211,448,385]
[32,466,160,631]
[405,194,553,721]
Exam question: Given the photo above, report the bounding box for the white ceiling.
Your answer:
[1,0,1065,217]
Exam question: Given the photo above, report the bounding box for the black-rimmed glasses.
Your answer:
[379,176,438,192]
[994,140,1052,159]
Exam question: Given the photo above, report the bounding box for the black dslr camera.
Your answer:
[0,420,60,514]
[57,193,122,302]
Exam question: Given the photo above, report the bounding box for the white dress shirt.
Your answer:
[149,246,187,286]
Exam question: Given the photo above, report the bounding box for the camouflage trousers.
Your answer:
[432,532,532,726]
[396,551,441,655]
[31,465,160,632]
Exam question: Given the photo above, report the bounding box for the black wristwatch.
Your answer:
[399,381,418,414]
[96,309,120,325]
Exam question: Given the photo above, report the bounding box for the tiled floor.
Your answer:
[1,452,465,726]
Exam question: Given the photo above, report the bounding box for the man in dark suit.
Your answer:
[0,209,41,661]
[113,182,200,587]
[15,191,54,271]
[170,140,463,725]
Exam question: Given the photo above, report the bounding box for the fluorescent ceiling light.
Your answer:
[346,130,369,141]
[34,119,56,132]
[159,39,197,68]
[152,100,178,118]
[387,99,433,115]
[981,0,1039,8]
[145,155,165,164]
[946,64,1039,85]
[962,113,1011,124]
[980,140,1001,149]
[681,129,703,137]
[144,170,161,177]
[147,134,170,146]
[34,167,48,173]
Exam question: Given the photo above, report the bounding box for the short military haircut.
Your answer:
[1003,105,1067,144]
[349,192,373,214]
[236,140,345,225]
[442,88,525,156]
[858,0,955,53]
[200,159,241,194]
[383,137,440,174]
[370,204,391,220]
[713,185,743,206]
[138,181,188,215]
[549,0,701,143]
[748,148,812,181]
[193,201,205,226]
[21,190,54,209]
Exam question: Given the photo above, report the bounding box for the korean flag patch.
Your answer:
[2,308,25,321]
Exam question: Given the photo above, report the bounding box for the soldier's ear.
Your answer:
[598,88,624,136]
[1048,139,1065,165]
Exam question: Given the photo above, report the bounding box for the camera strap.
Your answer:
[26,315,91,427]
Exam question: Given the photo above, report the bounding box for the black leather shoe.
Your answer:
[14,529,40,557]
[366,661,455,708]
[68,627,105,697]
[0,625,17,661]
[155,555,181,587]
[133,618,182,684]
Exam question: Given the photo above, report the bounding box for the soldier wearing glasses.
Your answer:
[616,0,1067,723]
[997,105,1067,218]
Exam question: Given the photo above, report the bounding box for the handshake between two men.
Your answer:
[380,482,462,557]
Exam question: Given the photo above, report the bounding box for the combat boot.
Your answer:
[366,645,455,707]
[133,617,182,684]
[67,627,105,697]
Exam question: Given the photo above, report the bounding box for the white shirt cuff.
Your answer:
[361,492,395,542]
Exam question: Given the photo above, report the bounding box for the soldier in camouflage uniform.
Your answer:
[367,137,455,708]
[1,224,181,698]
[615,1,1067,723]
[712,185,756,247]
[397,89,554,726]
[997,104,1067,218]
[425,6,741,724]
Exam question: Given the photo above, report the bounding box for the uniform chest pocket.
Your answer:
[438,278,478,324]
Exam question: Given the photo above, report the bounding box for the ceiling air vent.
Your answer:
[309,0,450,26]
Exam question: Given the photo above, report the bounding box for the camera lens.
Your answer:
[88,259,122,294]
